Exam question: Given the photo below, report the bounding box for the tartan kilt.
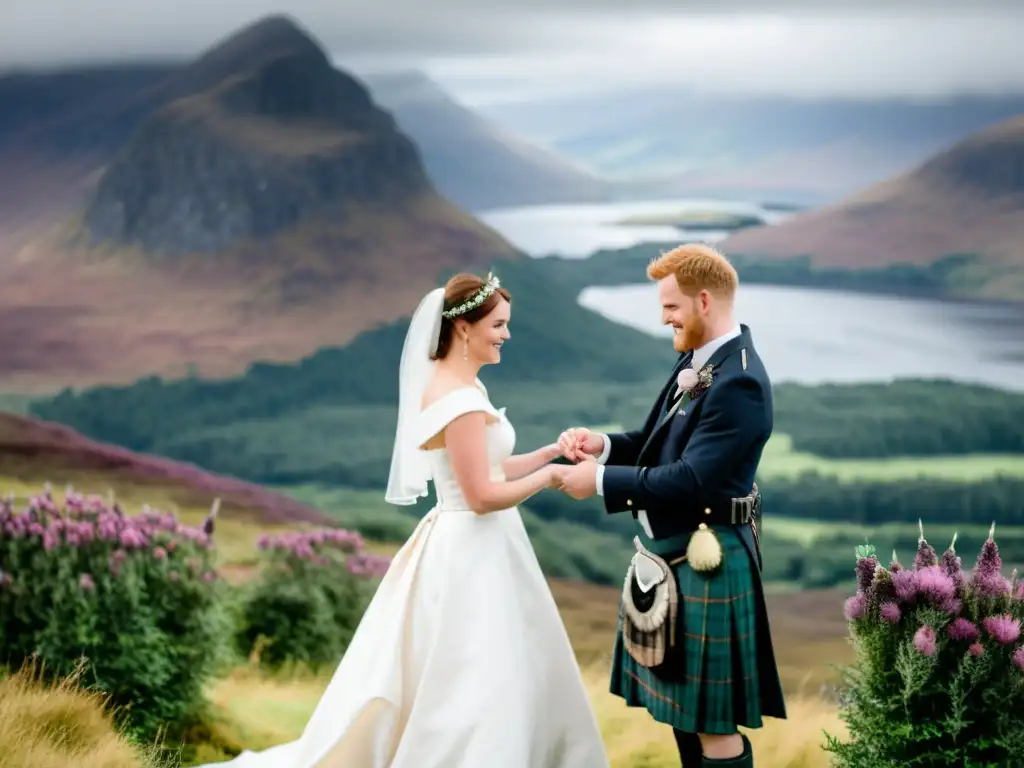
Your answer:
[609,525,786,735]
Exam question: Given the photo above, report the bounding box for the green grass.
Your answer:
[588,427,1024,483]
[759,434,1024,482]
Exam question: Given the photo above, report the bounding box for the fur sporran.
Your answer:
[620,539,679,669]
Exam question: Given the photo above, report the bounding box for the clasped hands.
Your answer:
[548,427,603,500]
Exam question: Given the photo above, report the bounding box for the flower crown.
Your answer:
[442,273,501,319]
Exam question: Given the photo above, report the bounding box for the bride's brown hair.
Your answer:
[432,273,512,360]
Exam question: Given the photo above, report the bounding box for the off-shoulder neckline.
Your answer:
[419,384,489,416]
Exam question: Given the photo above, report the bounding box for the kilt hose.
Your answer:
[609,525,787,735]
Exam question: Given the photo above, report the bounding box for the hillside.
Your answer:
[720,115,1024,301]
[0,411,331,527]
[360,71,608,211]
[0,16,517,392]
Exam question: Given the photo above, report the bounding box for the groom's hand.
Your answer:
[558,457,598,499]
[557,428,604,462]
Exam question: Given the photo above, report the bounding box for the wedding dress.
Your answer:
[198,382,609,768]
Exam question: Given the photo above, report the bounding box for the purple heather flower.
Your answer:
[940,597,963,616]
[856,555,879,595]
[893,569,919,604]
[969,642,985,657]
[202,571,215,583]
[1015,581,1024,600]
[913,625,938,656]
[947,618,980,642]
[78,573,95,591]
[1013,647,1024,671]
[981,615,1021,646]
[913,520,938,570]
[153,546,168,561]
[916,565,956,606]
[880,602,901,623]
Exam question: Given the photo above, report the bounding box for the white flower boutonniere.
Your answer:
[676,368,699,396]
[676,364,714,400]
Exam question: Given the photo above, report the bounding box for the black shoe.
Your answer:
[701,734,753,767]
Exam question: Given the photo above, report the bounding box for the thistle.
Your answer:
[202,498,220,537]
[913,519,938,570]
[856,554,879,595]
[972,522,1010,598]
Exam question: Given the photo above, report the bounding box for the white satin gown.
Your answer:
[197,386,609,768]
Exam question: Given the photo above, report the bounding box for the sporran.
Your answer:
[620,537,680,669]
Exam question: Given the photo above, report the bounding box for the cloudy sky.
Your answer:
[2,0,1023,106]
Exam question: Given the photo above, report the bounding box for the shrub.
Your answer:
[234,528,390,669]
[0,486,232,742]
[825,522,1024,767]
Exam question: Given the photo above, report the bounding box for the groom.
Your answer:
[556,244,786,767]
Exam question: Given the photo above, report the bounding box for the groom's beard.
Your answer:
[674,316,706,352]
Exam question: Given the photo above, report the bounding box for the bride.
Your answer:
[200,272,609,767]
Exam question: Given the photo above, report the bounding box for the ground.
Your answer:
[2,468,852,766]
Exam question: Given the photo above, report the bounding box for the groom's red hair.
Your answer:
[647,243,738,300]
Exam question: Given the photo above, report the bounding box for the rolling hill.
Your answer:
[0,15,517,393]
[720,114,1024,301]
[359,71,608,210]
[0,411,331,527]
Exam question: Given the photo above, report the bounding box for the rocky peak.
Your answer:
[82,15,429,256]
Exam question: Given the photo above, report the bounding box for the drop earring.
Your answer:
[462,336,469,361]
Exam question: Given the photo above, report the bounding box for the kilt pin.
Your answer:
[599,325,787,767]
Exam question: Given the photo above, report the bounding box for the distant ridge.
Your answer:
[721,114,1024,301]
[361,70,608,210]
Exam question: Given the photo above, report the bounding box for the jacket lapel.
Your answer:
[635,328,752,465]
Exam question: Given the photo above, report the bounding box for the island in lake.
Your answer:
[614,210,767,232]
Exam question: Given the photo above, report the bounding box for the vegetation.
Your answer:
[0,662,157,768]
[233,529,387,670]
[825,528,1024,766]
[532,241,989,300]
[21,368,1024,591]
[0,489,231,744]
[1,482,852,766]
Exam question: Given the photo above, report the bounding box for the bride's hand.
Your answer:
[547,464,570,489]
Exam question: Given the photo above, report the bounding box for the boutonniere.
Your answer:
[676,364,714,400]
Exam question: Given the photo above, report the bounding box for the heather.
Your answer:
[233,529,389,670]
[826,523,1024,766]
[0,485,391,750]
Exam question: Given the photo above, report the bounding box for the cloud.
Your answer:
[418,12,1024,104]
[1,1,1023,102]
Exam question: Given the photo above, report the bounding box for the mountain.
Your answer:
[719,115,1024,301]
[479,87,1024,202]
[0,15,516,393]
[358,71,608,211]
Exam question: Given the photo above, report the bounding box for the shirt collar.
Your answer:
[691,325,741,371]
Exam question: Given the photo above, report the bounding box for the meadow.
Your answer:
[0,473,849,767]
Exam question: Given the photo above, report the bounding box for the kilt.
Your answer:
[609,524,786,735]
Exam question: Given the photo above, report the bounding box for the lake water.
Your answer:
[581,284,1024,391]
[480,198,1024,391]
[478,197,791,258]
